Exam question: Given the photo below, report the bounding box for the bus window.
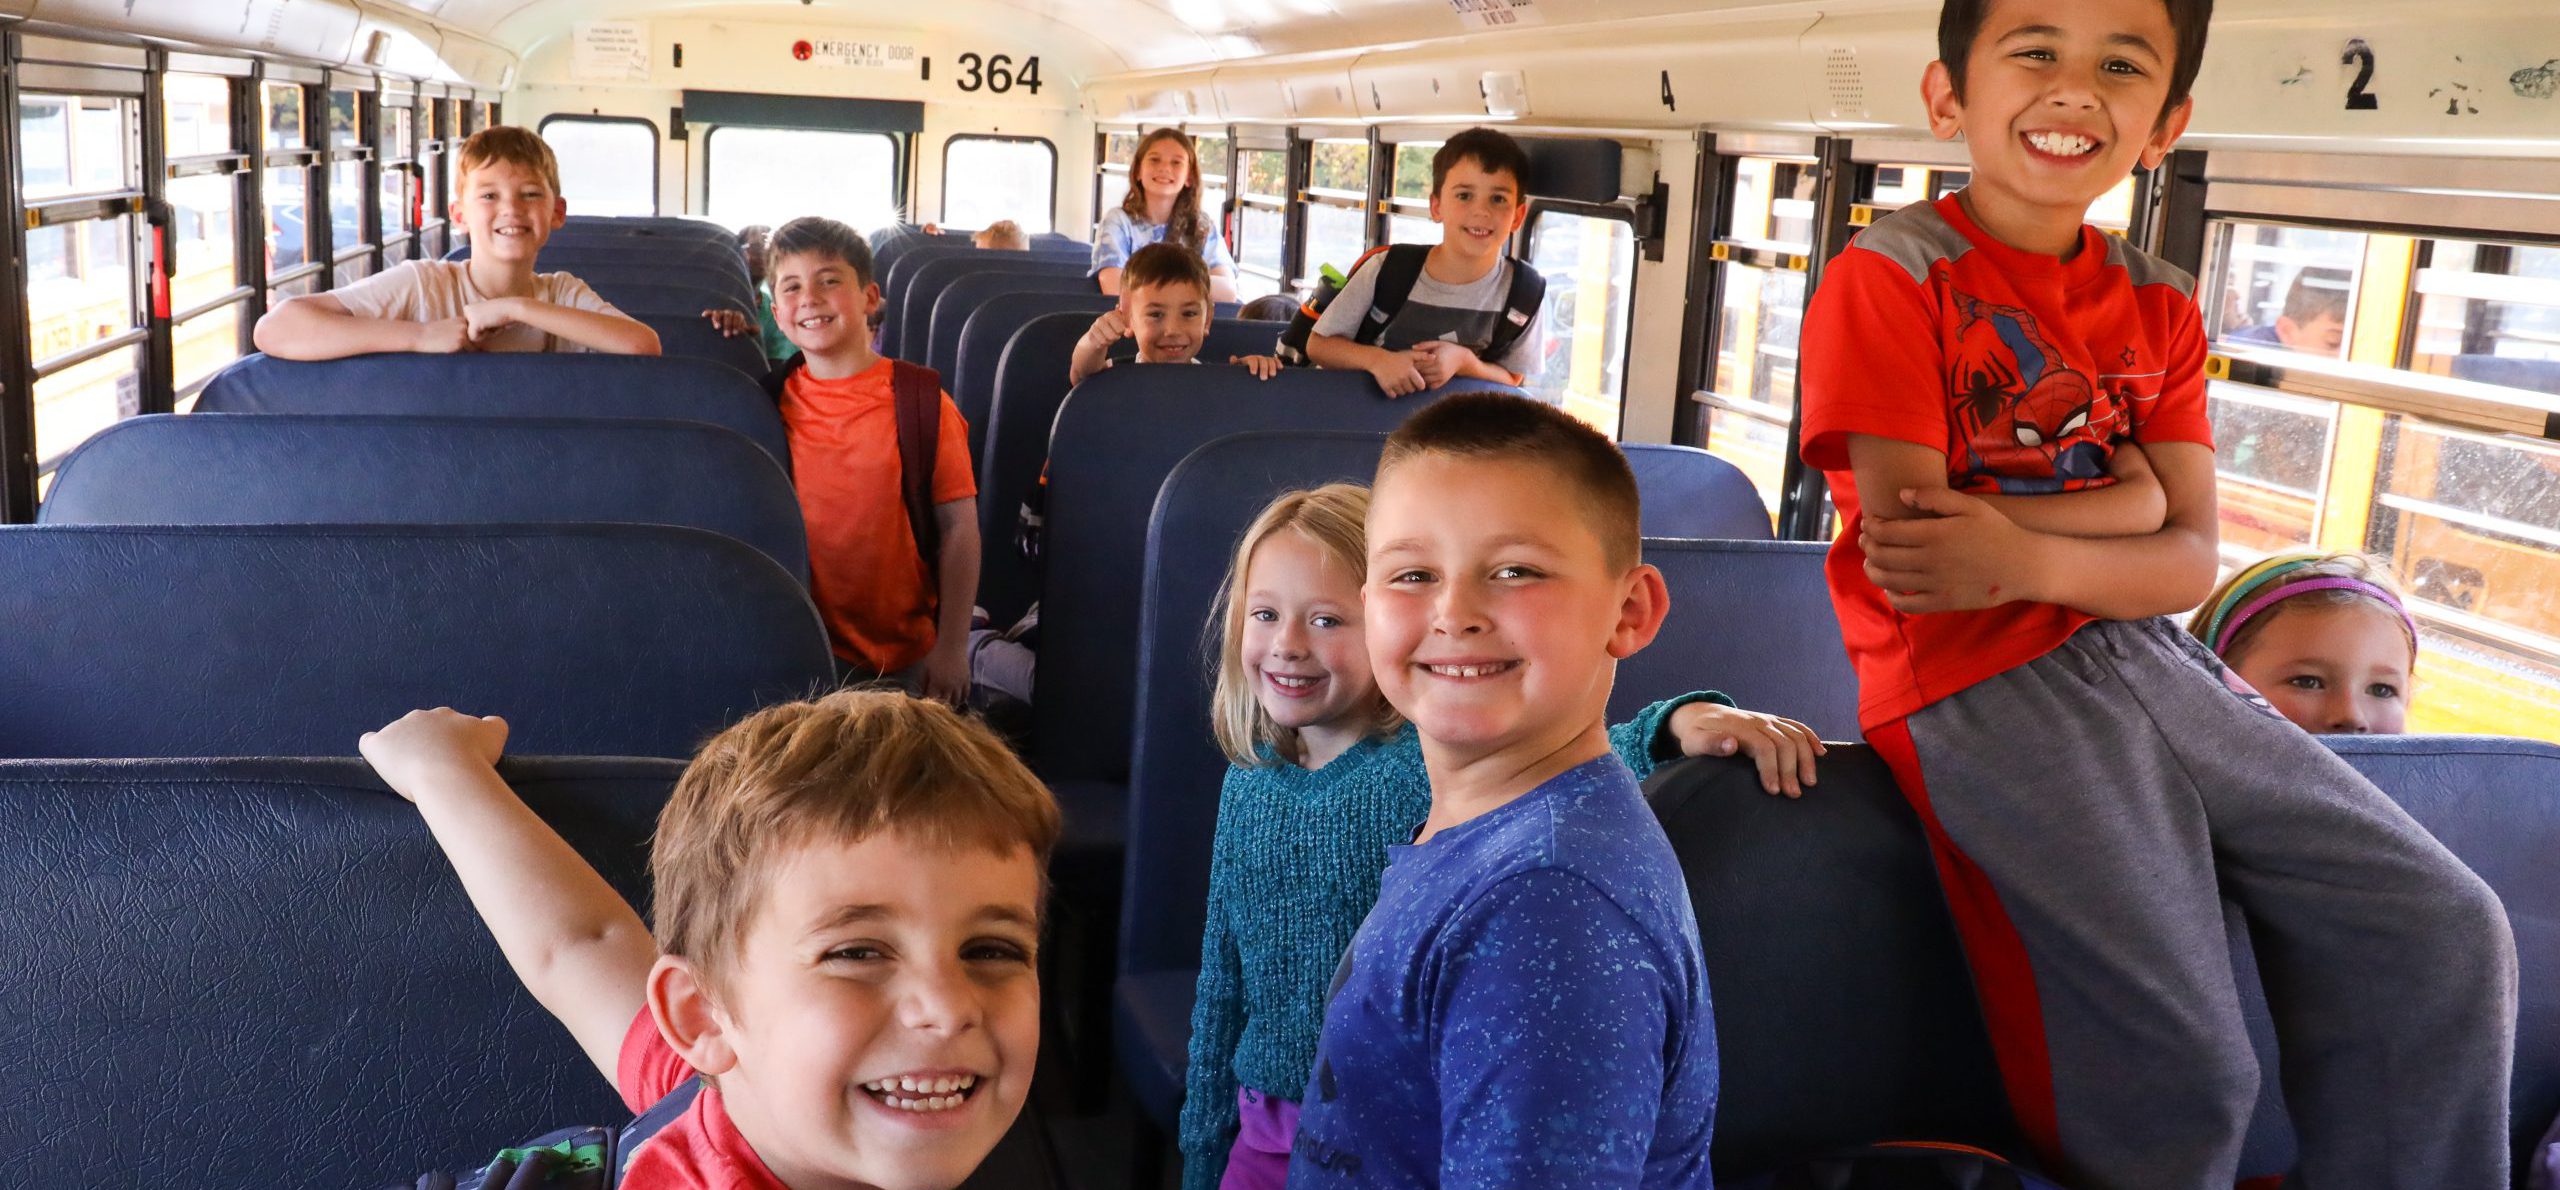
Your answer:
[1386,141,1438,244]
[20,95,135,201]
[705,126,898,233]
[326,88,369,282]
[1521,206,1636,436]
[2410,241,2560,395]
[1232,147,1288,301]
[1695,156,1819,530]
[1192,131,1229,246]
[262,82,314,276]
[1299,139,1371,282]
[379,102,417,261]
[26,218,141,483]
[2210,222,2364,359]
[942,135,1055,233]
[542,116,659,217]
[165,73,248,408]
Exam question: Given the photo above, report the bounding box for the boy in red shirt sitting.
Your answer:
[1798,0,2514,1185]
[361,691,1058,1188]
[764,217,981,699]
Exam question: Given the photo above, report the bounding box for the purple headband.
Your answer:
[2214,576,2419,657]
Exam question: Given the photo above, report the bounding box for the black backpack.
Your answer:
[764,355,946,578]
[393,1078,703,1190]
[1273,242,1546,368]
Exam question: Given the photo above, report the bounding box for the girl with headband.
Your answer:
[2188,550,2420,734]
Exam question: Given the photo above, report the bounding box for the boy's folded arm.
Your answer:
[2023,440,2221,618]
[1436,870,1682,1190]
[1303,330,1388,371]
[504,299,661,355]
[1845,432,2157,538]
[395,756,656,1082]
[252,294,431,359]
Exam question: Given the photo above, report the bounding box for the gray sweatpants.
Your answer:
[1872,616,2516,1190]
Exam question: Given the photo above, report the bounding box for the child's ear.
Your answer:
[1604,562,1672,660]
[648,955,740,1077]
[552,196,569,224]
[1922,60,1965,142]
[2140,97,2194,171]
[1507,199,1530,235]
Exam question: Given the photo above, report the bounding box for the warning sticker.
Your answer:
[571,21,651,83]
[802,39,920,70]
[1449,0,1543,31]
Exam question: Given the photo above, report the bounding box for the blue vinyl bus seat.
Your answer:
[0,524,832,759]
[199,352,790,468]
[42,413,808,581]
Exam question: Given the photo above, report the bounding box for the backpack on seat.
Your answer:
[1730,1141,2072,1190]
[394,1078,703,1190]
[1272,242,1545,369]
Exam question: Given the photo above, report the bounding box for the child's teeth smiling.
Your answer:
[1422,661,1516,679]
[861,1073,980,1113]
[2026,131,2100,157]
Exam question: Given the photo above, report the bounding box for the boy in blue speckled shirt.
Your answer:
[1287,393,1716,1190]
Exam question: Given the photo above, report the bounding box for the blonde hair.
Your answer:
[1209,484,1402,766]
[974,220,1030,251]
[651,689,1061,993]
[2188,550,2418,666]
[455,125,562,196]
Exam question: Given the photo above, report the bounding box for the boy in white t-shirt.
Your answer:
[252,126,660,359]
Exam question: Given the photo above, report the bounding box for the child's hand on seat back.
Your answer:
[1410,340,1476,388]
[1231,354,1282,380]
[361,708,509,803]
[414,316,481,354]
[1665,703,1826,798]
[703,307,754,338]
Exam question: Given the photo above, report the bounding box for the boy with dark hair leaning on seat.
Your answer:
[1303,128,1546,397]
[1799,0,2515,1184]
[764,216,982,701]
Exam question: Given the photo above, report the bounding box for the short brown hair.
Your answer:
[769,215,878,288]
[1430,128,1531,199]
[1938,0,2213,122]
[456,125,562,196]
[974,220,1030,251]
[651,690,1061,991]
[1121,241,1211,302]
[1378,392,1640,571]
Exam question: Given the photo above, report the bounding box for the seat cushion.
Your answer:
[1114,968,1198,1130]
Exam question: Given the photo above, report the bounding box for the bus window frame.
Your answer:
[938,132,1055,232]
[321,78,378,285]
[537,113,664,219]
[1520,196,1642,438]
[1294,133,1374,284]
[1229,132,1297,300]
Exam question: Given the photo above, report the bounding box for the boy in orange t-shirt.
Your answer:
[764,216,979,700]
[1798,0,2513,1185]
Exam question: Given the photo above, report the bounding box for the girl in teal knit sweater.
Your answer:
[1181,483,1824,1190]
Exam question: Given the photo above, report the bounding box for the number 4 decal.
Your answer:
[955,52,1042,94]
[2342,39,2380,111]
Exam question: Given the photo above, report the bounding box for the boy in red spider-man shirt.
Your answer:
[1796,0,2515,1187]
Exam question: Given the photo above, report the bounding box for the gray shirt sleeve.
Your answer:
[1309,252,1386,341]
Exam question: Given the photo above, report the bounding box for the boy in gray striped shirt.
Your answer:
[1307,129,1548,397]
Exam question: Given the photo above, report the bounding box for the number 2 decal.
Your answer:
[2342,39,2380,111]
[957,53,1043,95]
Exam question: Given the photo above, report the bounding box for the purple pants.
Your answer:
[1218,1087,1300,1190]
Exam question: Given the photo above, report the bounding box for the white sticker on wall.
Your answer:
[571,21,652,83]
[799,39,920,70]
[1449,0,1543,31]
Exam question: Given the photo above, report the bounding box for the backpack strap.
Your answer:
[607,1077,706,1186]
[760,352,802,403]
[1480,255,1549,377]
[889,360,945,581]
[1351,243,1434,347]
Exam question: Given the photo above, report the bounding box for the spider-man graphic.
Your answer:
[1947,292,2127,493]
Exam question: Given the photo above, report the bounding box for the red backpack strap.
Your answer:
[888,361,944,580]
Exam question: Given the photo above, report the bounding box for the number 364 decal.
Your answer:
[957,53,1042,94]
